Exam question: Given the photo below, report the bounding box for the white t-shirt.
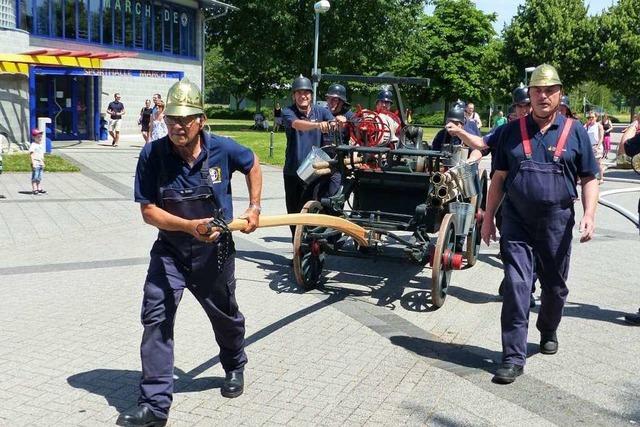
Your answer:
[29,142,45,167]
[379,112,400,146]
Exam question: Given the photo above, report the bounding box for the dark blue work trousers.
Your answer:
[138,245,246,418]
[499,200,574,366]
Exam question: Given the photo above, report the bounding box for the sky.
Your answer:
[425,0,617,33]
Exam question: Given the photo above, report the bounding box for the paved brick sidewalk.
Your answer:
[0,136,639,426]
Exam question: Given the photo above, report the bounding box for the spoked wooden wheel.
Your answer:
[293,201,325,290]
[632,154,640,175]
[431,213,456,308]
[465,170,487,266]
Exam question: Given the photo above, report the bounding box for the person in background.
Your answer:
[138,99,154,144]
[107,93,125,147]
[465,102,482,128]
[29,128,46,195]
[273,102,283,132]
[601,113,613,159]
[151,93,162,114]
[374,89,402,147]
[584,111,605,183]
[493,110,507,128]
[150,100,168,142]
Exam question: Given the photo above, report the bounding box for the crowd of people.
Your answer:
[30,70,629,427]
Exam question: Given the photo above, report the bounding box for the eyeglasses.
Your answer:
[165,115,201,128]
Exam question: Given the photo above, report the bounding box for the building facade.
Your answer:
[0,0,225,149]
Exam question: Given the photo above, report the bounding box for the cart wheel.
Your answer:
[293,201,325,290]
[632,154,640,175]
[431,213,456,308]
[465,170,487,266]
[464,219,481,267]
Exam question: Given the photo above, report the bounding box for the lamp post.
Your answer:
[312,0,330,105]
[524,66,536,86]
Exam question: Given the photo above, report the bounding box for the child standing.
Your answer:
[29,128,46,195]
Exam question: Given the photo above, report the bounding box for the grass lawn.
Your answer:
[2,153,80,172]
[205,119,441,167]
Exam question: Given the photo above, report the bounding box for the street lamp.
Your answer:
[524,66,536,86]
[312,0,330,105]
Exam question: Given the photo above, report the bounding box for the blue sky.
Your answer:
[425,0,617,33]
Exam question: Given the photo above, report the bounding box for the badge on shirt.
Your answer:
[208,167,222,184]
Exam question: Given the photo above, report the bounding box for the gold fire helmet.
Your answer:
[164,78,204,117]
[528,64,562,87]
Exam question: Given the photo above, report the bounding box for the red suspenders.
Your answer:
[519,116,574,162]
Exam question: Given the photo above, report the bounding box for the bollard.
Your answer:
[269,131,274,158]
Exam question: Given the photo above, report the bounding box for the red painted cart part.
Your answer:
[311,240,321,256]
[442,249,464,270]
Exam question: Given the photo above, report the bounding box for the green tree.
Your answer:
[206,0,424,111]
[502,0,596,90]
[595,0,640,120]
[395,0,497,110]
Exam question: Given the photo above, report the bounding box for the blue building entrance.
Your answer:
[35,75,93,140]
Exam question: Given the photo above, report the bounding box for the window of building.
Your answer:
[19,0,33,31]
[77,0,88,39]
[89,0,100,42]
[64,0,76,39]
[52,0,62,37]
[20,0,197,57]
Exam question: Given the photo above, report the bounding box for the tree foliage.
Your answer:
[395,0,497,105]
[206,0,423,110]
[595,0,640,117]
[502,0,595,90]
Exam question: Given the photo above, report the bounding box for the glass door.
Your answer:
[38,75,90,140]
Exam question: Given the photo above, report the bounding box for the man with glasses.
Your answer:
[282,75,335,236]
[122,78,262,426]
[481,64,599,384]
[106,93,125,147]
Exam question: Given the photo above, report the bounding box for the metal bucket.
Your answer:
[448,202,475,236]
[297,146,332,184]
[454,162,480,198]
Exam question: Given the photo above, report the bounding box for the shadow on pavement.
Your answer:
[390,336,540,374]
[533,300,630,325]
[67,367,223,414]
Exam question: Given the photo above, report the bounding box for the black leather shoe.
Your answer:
[492,363,523,384]
[624,311,640,326]
[540,331,558,354]
[221,370,244,398]
[117,405,167,427]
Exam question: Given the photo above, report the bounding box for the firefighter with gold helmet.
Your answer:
[121,78,263,426]
[481,64,599,384]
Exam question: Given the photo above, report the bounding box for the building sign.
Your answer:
[82,68,184,79]
[102,0,189,26]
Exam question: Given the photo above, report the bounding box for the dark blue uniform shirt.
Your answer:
[134,132,255,220]
[494,113,599,198]
[282,104,334,175]
[431,128,461,151]
[481,125,506,173]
